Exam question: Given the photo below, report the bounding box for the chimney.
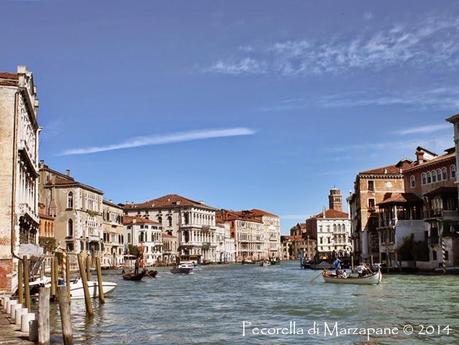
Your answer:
[65,169,71,177]
[416,149,425,164]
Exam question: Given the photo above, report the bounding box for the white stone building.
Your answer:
[123,194,218,263]
[0,66,41,294]
[102,200,125,267]
[215,222,236,263]
[123,216,163,266]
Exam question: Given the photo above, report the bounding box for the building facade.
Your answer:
[0,66,41,293]
[286,223,316,260]
[348,161,411,262]
[38,164,104,265]
[123,216,163,266]
[123,194,217,263]
[307,188,352,260]
[102,200,125,268]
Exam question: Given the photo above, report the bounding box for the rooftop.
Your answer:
[123,194,215,210]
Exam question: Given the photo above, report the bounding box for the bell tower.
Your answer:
[328,187,342,211]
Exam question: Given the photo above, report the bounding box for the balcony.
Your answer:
[425,208,459,220]
[19,203,39,224]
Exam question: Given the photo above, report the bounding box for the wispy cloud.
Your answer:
[61,127,256,155]
[205,58,267,75]
[205,16,459,76]
[393,123,450,135]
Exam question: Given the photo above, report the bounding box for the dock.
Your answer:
[0,310,34,345]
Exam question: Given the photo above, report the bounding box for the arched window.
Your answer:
[451,165,456,180]
[442,167,448,180]
[432,170,437,183]
[436,168,442,182]
[67,219,73,237]
[168,216,172,227]
[422,173,427,185]
[67,192,74,209]
[410,175,416,188]
[427,172,432,184]
[157,216,162,224]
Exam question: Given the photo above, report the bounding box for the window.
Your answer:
[442,167,448,180]
[368,198,375,209]
[168,216,172,227]
[427,172,432,184]
[445,251,449,260]
[422,173,427,185]
[368,180,375,192]
[319,237,323,244]
[432,170,437,183]
[437,169,442,182]
[67,192,74,209]
[410,175,416,188]
[451,165,456,180]
[67,219,73,237]
[432,250,437,261]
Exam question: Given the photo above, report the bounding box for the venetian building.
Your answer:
[102,200,124,267]
[123,194,218,263]
[0,66,41,293]
[38,163,104,265]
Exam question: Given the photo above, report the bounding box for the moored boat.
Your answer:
[45,278,117,299]
[322,270,382,285]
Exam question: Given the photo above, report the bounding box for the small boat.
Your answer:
[241,259,254,264]
[322,270,382,285]
[45,278,117,299]
[146,269,158,278]
[260,261,271,267]
[122,269,147,281]
[170,263,193,274]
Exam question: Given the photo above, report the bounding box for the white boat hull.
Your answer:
[45,279,117,299]
[322,271,382,285]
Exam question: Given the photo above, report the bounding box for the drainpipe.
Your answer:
[11,90,21,261]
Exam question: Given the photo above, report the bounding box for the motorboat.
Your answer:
[170,263,193,274]
[260,261,271,267]
[45,278,117,299]
[322,269,382,285]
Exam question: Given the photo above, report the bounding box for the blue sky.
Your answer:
[2,1,459,233]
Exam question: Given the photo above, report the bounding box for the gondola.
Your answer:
[322,269,382,285]
[146,269,158,278]
[122,269,146,281]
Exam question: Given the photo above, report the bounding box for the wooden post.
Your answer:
[95,257,105,304]
[18,259,23,305]
[54,253,59,284]
[351,255,354,271]
[38,287,50,345]
[50,257,56,299]
[86,255,91,281]
[65,252,71,303]
[77,254,94,316]
[370,255,374,266]
[57,286,73,345]
[23,256,31,310]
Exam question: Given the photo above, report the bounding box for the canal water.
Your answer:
[50,261,459,344]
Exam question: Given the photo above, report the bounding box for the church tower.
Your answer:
[328,187,343,211]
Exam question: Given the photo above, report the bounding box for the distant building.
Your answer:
[38,163,104,266]
[287,223,316,260]
[123,194,217,263]
[215,222,236,263]
[0,66,41,293]
[102,200,125,267]
[123,216,163,266]
[307,188,352,260]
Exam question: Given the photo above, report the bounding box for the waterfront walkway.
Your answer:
[0,310,34,345]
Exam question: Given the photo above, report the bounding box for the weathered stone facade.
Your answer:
[0,66,40,293]
[102,200,125,267]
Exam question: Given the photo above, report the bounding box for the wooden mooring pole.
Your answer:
[38,287,50,345]
[86,255,91,281]
[51,256,56,300]
[57,286,73,345]
[95,257,105,304]
[18,258,23,305]
[351,255,354,271]
[65,251,71,303]
[23,256,31,310]
[77,253,94,316]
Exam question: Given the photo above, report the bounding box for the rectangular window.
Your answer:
[368,198,375,209]
[432,250,437,261]
[368,180,375,192]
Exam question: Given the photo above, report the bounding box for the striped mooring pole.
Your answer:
[441,239,447,272]
[62,251,67,280]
